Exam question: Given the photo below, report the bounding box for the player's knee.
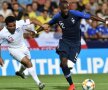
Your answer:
[21,56,32,68]
[60,58,75,69]
[23,60,32,68]
[61,58,68,67]
[67,60,75,69]
[27,61,32,68]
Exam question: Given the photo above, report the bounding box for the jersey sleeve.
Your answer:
[48,13,60,25]
[16,19,30,28]
[22,24,37,34]
[70,10,91,19]
[0,34,4,44]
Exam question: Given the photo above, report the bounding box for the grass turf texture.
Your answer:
[0,74,107,90]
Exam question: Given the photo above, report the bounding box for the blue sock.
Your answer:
[66,76,73,85]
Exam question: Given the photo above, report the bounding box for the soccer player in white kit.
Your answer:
[0,16,45,90]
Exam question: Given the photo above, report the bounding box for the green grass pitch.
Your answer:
[0,74,108,90]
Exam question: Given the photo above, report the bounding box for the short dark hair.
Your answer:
[59,0,68,7]
[5,16,16,25]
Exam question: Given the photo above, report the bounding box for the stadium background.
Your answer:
[0,0,108,90]
[0,0,108,76]
[0,0,107,74]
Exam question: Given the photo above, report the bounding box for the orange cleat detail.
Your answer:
[68,84,75,90]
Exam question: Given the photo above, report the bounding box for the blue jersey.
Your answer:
[49,10,91,42]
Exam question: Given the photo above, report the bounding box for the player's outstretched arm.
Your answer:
[36,13,57,33]
[0,44,4,67]
[90,15,105,23]
[24,23,50,38]
[24,30,37,38]
[36,12,58,33]
[70,10,106,24]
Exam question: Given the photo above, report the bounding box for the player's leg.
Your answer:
[16,48,31,79]
[56,39,76,90]
[21,48,45,90]
[18,64,26,73]
[60,57,73,85]
[56,43,73,86]
[9,48,27,79]
[21,56,45,90]
[21,56,41,85]
[68,44,81,90]
[8,47,45,90]
[59,56,75,90]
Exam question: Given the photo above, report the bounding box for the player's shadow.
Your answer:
[53,85,81,90]
[52,86,68,90]
[0,87,33,90]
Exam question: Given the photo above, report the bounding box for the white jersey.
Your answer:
[0,19,36,61]
[0,26,26,48]
[0,19,36,48]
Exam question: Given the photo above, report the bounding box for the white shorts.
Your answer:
[8,46,31,62]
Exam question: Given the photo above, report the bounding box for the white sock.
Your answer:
[27,67,40,85]
[19,64,26,73]
[67,60,75,69]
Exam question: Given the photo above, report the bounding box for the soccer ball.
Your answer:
[82,79,95,90]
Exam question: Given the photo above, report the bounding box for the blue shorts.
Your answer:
[56,39,81,63]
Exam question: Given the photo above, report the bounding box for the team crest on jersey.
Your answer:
[8,36,14,42]
[71,18,75,24]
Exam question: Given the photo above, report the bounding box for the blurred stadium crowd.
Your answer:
[0,0,108,41]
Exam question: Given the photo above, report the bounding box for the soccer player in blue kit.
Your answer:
[37,0,106,90]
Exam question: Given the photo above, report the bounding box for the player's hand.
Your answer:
[41,24,49,30]
[25,30,37,38]
[0,58,4,67]
[30,31,36,38]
